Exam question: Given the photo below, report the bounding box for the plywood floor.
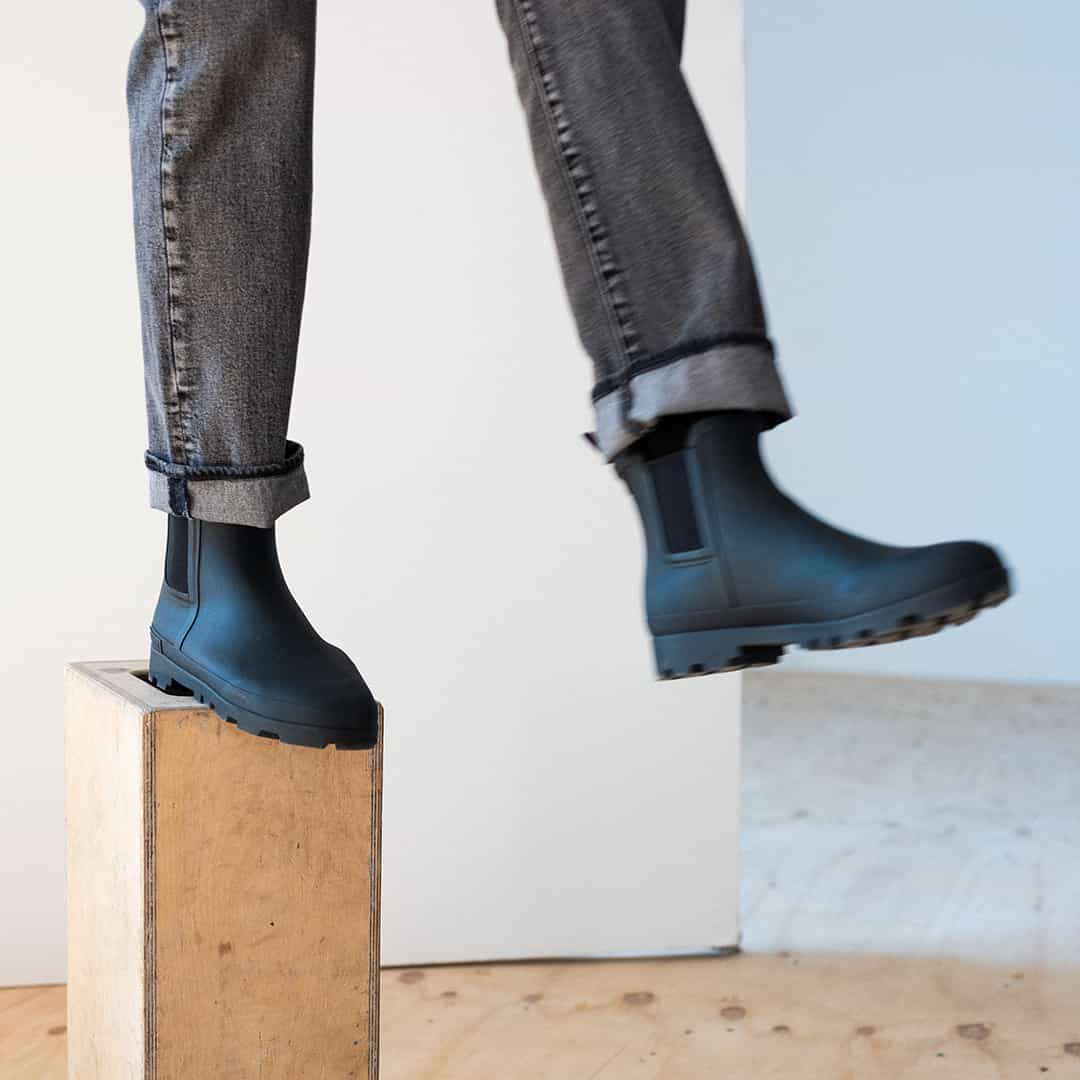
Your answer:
[5,672,1079,1078]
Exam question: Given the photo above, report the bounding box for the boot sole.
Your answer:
[653,565,1011,680]
[148,642,377,750]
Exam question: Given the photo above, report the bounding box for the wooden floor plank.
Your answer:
[377,952,1080,1079]
[0,983,66,1079]
[6,955,1080,1079]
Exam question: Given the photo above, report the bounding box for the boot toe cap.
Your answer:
[908,540,1009,592]
[831,539,1009,620]
[317,674,380,745]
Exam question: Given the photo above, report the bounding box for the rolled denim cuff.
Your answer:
[591,338,794,460]
[146,440,310,528]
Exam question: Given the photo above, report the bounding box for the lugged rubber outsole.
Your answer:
[653,568,1011,681]
[147,644,377,750]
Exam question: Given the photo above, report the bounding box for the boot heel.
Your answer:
[148,643,195,697]
[653,629,784,680]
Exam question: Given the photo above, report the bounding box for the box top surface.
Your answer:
[67,660,210,715]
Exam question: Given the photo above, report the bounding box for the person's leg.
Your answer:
[127,0,377,747]
[496,1,1011,676]
[128,0,313,524]
[495,0,791,458]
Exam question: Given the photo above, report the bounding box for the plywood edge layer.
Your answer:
[142,708,158,1080]
[368,709,385,1076]
[65,661,151,1077]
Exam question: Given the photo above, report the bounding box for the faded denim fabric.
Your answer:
[127,0,315,526]
[495,0,792,457]
[128,0,792,527]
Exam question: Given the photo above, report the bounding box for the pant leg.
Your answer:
[495,0,793,459]
[126,0,316,526]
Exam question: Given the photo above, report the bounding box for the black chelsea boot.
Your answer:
[615,412,1012,678]
[148,515,379,748]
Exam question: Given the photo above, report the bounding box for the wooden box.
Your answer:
[65,660,382,1079]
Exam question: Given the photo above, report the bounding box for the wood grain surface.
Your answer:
[9,951,1080,1079]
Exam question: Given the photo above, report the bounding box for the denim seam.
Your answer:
[154,0,191,466]
[145,440,306,481]
[512,0,643,386]
[590,332,776,403]
[167,476,189,516]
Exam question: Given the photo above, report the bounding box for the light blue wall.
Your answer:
[745,2,1078,683]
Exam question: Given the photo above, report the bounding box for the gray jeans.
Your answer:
[128,0,792,527]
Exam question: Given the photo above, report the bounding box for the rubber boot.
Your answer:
[615,412,1012,678]
[147,515,378,748]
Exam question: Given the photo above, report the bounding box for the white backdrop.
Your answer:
[745,2,1079,685]
[0,2,747,984]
